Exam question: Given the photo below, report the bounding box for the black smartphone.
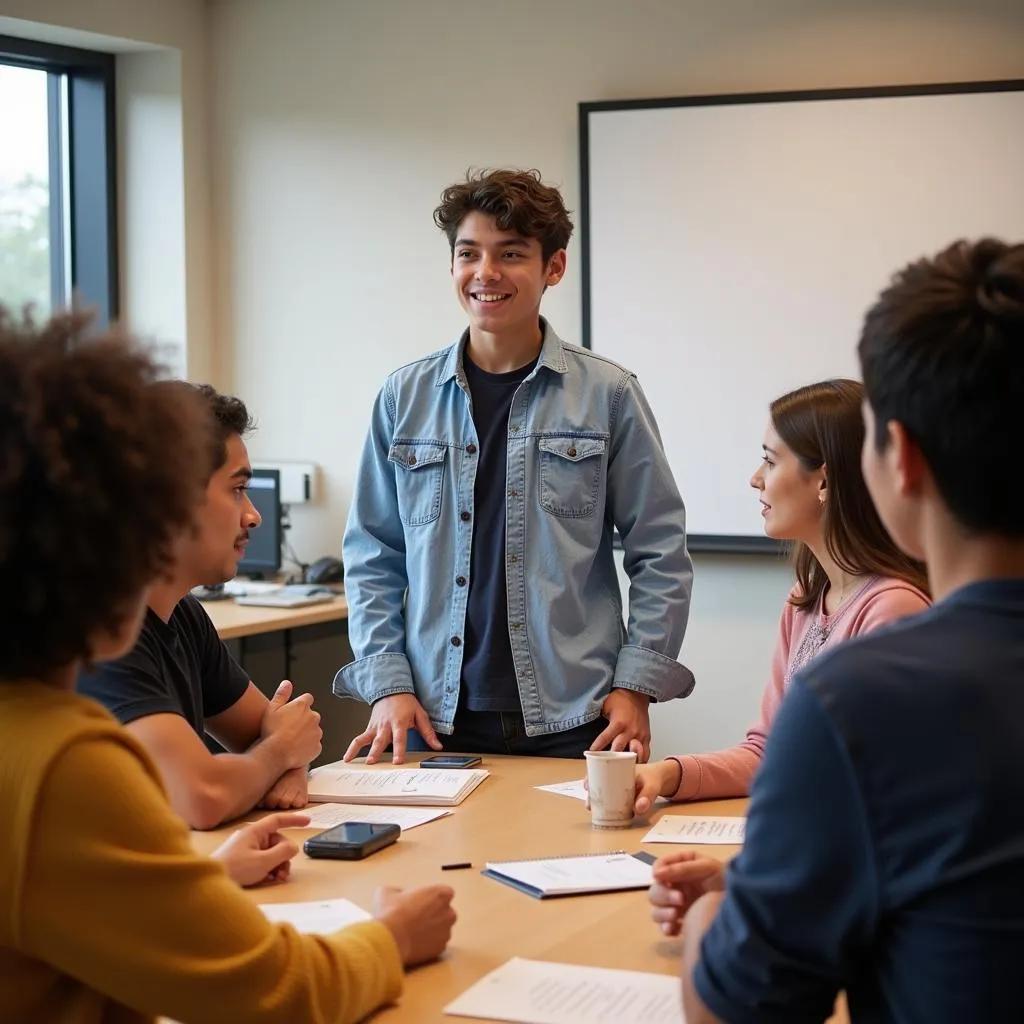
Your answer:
[302,821,401,860]
[419,754,483,769]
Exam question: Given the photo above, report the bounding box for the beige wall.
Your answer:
[0,0,215,381]
[208,0,1024,759]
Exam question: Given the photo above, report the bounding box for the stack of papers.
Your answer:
[279,802,451,831]
[482,852,655,899]
[223,579,283,597]
[259,897,370,934]
[642,815,746,845]
[444,958,683,1023]
[307,764,489,806]
[235,585,335,608]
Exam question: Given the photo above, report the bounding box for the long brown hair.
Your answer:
[771,379,928,611]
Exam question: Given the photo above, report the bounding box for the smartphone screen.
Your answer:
[315,822,390,845]
[303,821,400,859]
[420,754,482,768]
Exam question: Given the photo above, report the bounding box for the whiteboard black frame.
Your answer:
[578,78,1024,555]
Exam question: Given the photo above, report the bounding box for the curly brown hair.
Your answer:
[0,307,212,682]
[433,169,574,264]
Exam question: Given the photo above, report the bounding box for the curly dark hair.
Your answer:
[191,383,254,475]
[433,168,574,264]
[0,307,213,682]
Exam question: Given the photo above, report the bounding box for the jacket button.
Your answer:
[466,443,477,454]
[567,447,577,458]
[455,575,467,586]
[460,510,471,522]
[450,636,461,647]
[407,454,417,466]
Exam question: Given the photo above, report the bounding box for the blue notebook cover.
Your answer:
[482,850,657,900]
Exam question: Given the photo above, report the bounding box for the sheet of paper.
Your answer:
[307,766,489,804]
[259,897,370,934]
[281,802,451,831]
[444,957,683,1024]
[642,814,746,845]
[486,853,652,896]
[534,779,588,803]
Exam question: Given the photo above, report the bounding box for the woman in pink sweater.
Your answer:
[633,379,930,811]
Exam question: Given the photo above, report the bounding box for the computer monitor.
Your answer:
[236,468,282,578]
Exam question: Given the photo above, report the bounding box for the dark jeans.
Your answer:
[407,708,607,759]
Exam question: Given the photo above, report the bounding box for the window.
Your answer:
[0,35,117,323]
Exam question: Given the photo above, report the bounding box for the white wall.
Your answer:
[209,0,1024,758]
[118,49,188,377]
[0,0,214,380]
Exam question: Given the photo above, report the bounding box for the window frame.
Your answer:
[0,33,118,323]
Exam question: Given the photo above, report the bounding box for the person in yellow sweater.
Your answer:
[0,307,456,1024]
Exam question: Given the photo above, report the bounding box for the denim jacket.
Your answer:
[335,322,694,736]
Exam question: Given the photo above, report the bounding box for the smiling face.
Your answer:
[175,433,262,586]
[451,211,565,342]
[750,421,827,544]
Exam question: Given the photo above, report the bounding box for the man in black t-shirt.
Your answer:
[79,386,322,829]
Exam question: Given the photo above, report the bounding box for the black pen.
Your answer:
[441,861,472,871]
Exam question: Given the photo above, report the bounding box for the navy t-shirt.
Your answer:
[78,594,250,737]
[459,349,537,713]
[695,579,1024,1023]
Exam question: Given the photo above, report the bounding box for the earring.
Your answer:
[819,494,826,505]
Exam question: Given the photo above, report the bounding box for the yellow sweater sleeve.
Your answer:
[18,733,404,1024]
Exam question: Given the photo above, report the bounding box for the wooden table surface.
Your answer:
[190,754,849,1023]
[201,594,349,640]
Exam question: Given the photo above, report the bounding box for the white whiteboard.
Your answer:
[582,83,1024,548]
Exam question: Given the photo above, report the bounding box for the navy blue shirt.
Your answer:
[459,348,537,713]
[696,579,1024,1024]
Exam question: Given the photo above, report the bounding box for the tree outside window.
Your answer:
[0,62,52,314]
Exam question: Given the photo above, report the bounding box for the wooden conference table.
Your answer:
[202,593,349,641]
[190,754,849,1023]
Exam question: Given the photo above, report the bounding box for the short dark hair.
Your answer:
[0,307,212,682]
[771,379,929,610]
[859,238,1024,537]
[192,384,254,475]
[433,169,574,264]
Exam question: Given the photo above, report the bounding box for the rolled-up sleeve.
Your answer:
[607,375,694,701]
[335,383,416,705]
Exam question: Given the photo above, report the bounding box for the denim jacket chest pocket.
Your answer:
[537,435,607,517]
[388,441,447,526]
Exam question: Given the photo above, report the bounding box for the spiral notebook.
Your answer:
[482,851,656,899]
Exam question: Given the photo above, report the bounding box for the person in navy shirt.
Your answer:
[651,237,1024,1024]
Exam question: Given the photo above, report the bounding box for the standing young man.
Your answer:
[79,385,322,829]
[337,169,693,763]
[653,238,1024,1023]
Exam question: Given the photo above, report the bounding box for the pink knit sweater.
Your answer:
[668,576,930,802]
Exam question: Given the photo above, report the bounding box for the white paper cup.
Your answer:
[584,750,637,829]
